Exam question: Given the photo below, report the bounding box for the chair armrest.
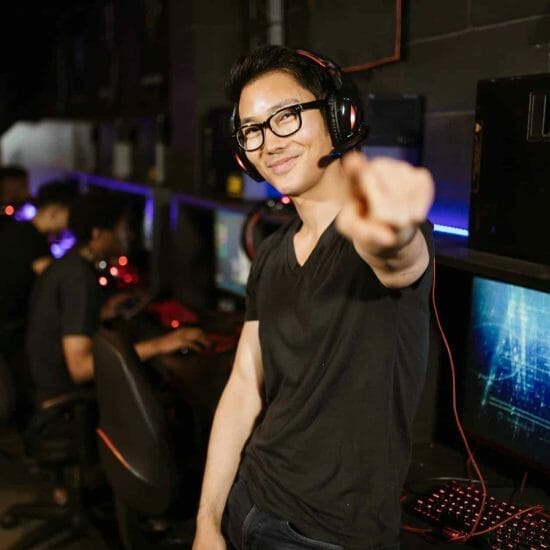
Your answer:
[24,389,98,462]
[39,388,96,413]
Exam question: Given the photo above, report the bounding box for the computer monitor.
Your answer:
[461,275,549,471]
[214,208,251,299]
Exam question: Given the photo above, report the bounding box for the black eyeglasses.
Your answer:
[234,99,326,152]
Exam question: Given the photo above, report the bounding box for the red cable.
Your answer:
[519,471,528,497]
[430,260,488,541]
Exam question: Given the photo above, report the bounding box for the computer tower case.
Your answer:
[201,106,239,198]
[361,94,424,166]
[469,74,550,265]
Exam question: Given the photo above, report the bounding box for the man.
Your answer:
[0,165,31,232]
[26,193,209,402]
[0,180,78,368]
[193,46,434,549]
[0,165,30,204]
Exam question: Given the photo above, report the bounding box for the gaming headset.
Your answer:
[230,48,369,182]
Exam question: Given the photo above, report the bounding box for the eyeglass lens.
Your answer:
[238,106,302,151]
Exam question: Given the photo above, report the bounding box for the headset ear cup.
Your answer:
[325,94,343,146]
[234,151,264,182]
[326,94,365,156]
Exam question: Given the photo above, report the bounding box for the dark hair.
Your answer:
[36,179,80,209]
[0,165,28,182]
[68,193,127,244]
[226,45,338,107]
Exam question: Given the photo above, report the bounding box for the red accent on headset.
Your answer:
[295,49,328,68]
[234,153,248,172]
[350,105,357,128]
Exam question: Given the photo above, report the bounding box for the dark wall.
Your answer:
[168,0,245,194]
[350,1,550,228]
[176,0,549,224]
[2,0,548,215]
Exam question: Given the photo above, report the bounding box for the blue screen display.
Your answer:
[463,277,549,469]
[214,209,251,298]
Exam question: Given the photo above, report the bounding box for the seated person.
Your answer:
[0,180,79,371]
[0,165,31,226]
[26,193,210,403]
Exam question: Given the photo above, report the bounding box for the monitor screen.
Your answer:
[214,209,251,298]
[462,276,550,470]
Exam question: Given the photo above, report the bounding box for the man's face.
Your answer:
[94,217,130,258]
[47,205,70,234]
[238,70,333,197]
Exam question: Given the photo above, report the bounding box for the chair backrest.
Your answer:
[93,328,179,516]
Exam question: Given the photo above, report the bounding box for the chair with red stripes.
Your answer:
[93,328,198,549]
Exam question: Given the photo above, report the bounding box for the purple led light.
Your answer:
[14,203,37,221]
[71,172,152,197]
[143,197,154,250]
[50,231,76,259]
[51,243,63,258]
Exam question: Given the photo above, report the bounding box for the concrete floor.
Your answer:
[0,425,112,549]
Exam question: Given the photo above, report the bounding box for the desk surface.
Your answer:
[435,234,549,292]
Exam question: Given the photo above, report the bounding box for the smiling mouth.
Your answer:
[267,156,299,175]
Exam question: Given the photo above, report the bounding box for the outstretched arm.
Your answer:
[62,328,211,384]
[336,152,434,288]
[134,327,210,361]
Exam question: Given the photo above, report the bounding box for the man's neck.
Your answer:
[292,161,347,239]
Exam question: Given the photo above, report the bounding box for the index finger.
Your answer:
[341,151,370,217]
[340,150,369,178]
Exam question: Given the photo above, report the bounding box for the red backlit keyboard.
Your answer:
[410,482,549,549]
[202,332,238,355]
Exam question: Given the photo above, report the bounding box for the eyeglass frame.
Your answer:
[233,99,326,152]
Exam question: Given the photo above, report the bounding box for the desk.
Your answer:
[402,442,550,548]
[161,350,233,417]
[435,233,550,292]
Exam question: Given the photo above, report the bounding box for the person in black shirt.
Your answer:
[193,47,435,550]
[0,180,78,372]
[0,165,31,232]
[26,193,210,402]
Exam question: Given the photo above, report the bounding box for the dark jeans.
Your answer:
[222,477,400,550]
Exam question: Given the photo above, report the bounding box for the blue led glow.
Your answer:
[71,172,152,197]
[464,277,550,468]
[433,224,469,237]
[143,197,154,251]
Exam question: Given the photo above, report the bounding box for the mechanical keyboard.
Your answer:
[409,481,549,548]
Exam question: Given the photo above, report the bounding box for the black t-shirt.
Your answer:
[0,221,51,353]
[26,251,103,400]
[240,217,434,549]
